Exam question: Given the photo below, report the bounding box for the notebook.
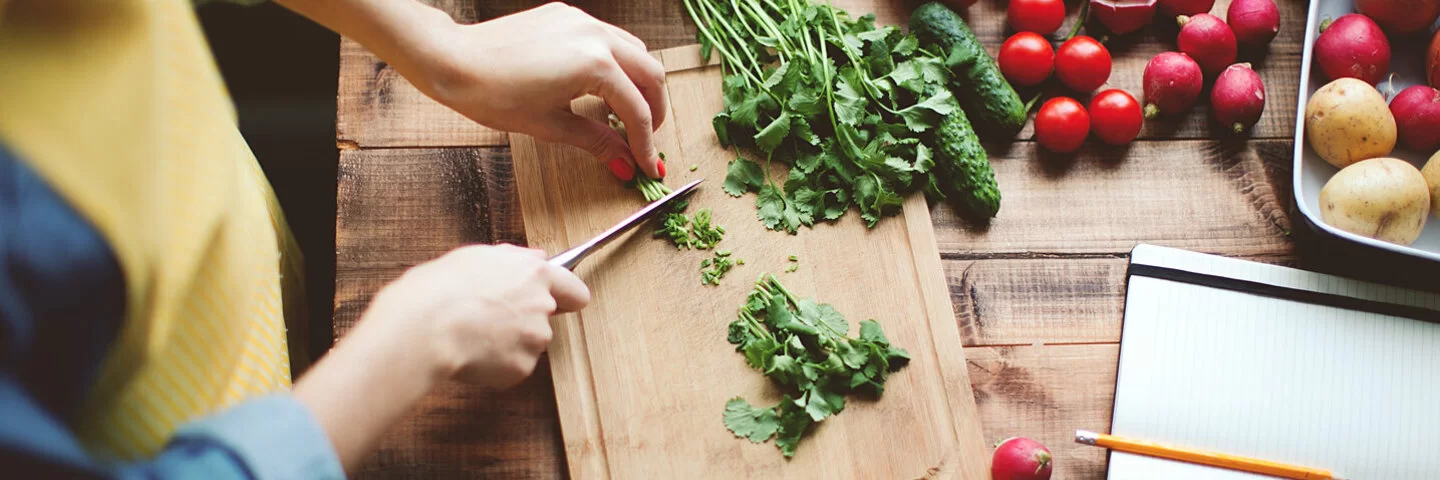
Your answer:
[1109,244,1440,480]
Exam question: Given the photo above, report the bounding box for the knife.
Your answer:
[548,179,703,270]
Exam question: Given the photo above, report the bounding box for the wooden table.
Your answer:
[333,1,1435,478]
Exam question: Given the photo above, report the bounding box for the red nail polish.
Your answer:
[656,158,667,178]
[607,158,635,181]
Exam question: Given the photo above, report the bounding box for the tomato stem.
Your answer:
[1064,0,1089,41]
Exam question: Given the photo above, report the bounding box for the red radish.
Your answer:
[1354,0,1440,35]
[1158,0,1213,16]
[1226,0,1280,47]
[992,437,1053,480]
[1035,97,1091,153]
[1430,30,1440,88]
[1142,52,1204,118]
[1314,14,1391,85]
[1055,36,1113,92]
[1089,0,1158,36]
[1389,85,1440,152]
[1210,63,1266,133]
[1177,14,1237,77]
[1089,89,1144,145]
[1000,32,1056,87]
[1009,0,1067,35]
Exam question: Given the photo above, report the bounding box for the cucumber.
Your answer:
[910,2,1027,140]
[934,109,1000,219]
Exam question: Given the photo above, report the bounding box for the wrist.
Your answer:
[358,284,464,384]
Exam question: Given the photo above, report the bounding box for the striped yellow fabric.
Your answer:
[0,0,305,460]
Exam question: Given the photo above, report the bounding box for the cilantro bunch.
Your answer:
[685,0,958,232]
[723,274,910,457]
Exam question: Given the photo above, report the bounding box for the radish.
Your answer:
[1158,0,1213,16]
[1177,14,1237,77]
[1430,29,1440,89]
[1090,0,1158,36]
[1143,52,1205,118]
[1211,63,1266,133]
[1314,14,1391,85]
[1354,0,1440,35]
[992,437,1053,480]
[1390,85,1440,152]
[1226,0,1280,47]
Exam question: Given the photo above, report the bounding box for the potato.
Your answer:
[1320,157,1430,245]
[1305,78,1397,168]
[1420,150,1440,216]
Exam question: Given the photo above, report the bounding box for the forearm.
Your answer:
[291,288,453,474]
[273,0,456,85]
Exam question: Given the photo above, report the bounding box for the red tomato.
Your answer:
[1055,36,1113,92]
[1088,89,1143,145]
[999,32,1056,86]
[1008,0,1067,35]
[1035,97,1090,153]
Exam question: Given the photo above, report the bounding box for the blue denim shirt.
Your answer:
[0,144,344,479]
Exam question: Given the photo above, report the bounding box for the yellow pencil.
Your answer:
[1074,430,1346,480]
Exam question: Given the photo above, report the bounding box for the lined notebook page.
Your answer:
[1109,245,1440,480]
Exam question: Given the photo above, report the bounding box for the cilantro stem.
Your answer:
[684,0,764,89]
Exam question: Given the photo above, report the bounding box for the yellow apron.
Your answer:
[0,0,307,460]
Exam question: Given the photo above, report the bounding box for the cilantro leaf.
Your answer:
[756,183,786,230]
[859,319,889,345]
[891,34,918,55]
[712,112,732,146]
[754,114,792,152]
[774,402,812,458]
[723,397,780,443]
[896,90,957,132]
[723,157,765,197]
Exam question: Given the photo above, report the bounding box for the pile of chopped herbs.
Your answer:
[686,0,960,232]
[723,274,910,457]
[612,117,738,285]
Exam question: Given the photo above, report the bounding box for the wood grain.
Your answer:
[967,344,1120,480]
[930,138,1296,257]
[509,45,990,480]
[334,147,559,479]
[336,0,1308,147]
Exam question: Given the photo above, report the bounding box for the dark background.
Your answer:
[197,3,340,361]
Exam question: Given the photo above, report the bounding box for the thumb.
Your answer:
[541,110,639,181]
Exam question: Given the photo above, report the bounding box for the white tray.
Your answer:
[1294,0,1440,262]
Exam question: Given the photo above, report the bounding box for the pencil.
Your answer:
[1074,430,1345,480]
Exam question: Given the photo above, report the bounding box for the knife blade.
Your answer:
[548,179,703,270]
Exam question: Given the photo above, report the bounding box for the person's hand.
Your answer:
[409,3,669,181]
[366,244,590,388]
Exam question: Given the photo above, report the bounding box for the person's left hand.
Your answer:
[400,3,670,180]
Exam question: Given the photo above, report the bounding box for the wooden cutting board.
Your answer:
[510,40,989,479]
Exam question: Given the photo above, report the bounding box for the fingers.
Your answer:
[540,110,638,181]
[595,67,662,179]
[607,38,669,142]
[543,262,591,313]
[603,23,647,52]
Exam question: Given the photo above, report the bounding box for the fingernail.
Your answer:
[656,158,667,178]
[607,158,634,181]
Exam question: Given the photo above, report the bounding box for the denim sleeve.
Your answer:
[0,374,343,480]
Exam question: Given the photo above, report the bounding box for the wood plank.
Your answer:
[930,138,1296,257]
[336,0,1308,147]
[334,147,556,479]
[509,45,989,479]
[967,344,1120,480]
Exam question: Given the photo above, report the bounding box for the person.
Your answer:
[0,0,666,477]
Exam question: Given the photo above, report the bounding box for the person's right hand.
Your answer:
[367,244,590,388]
